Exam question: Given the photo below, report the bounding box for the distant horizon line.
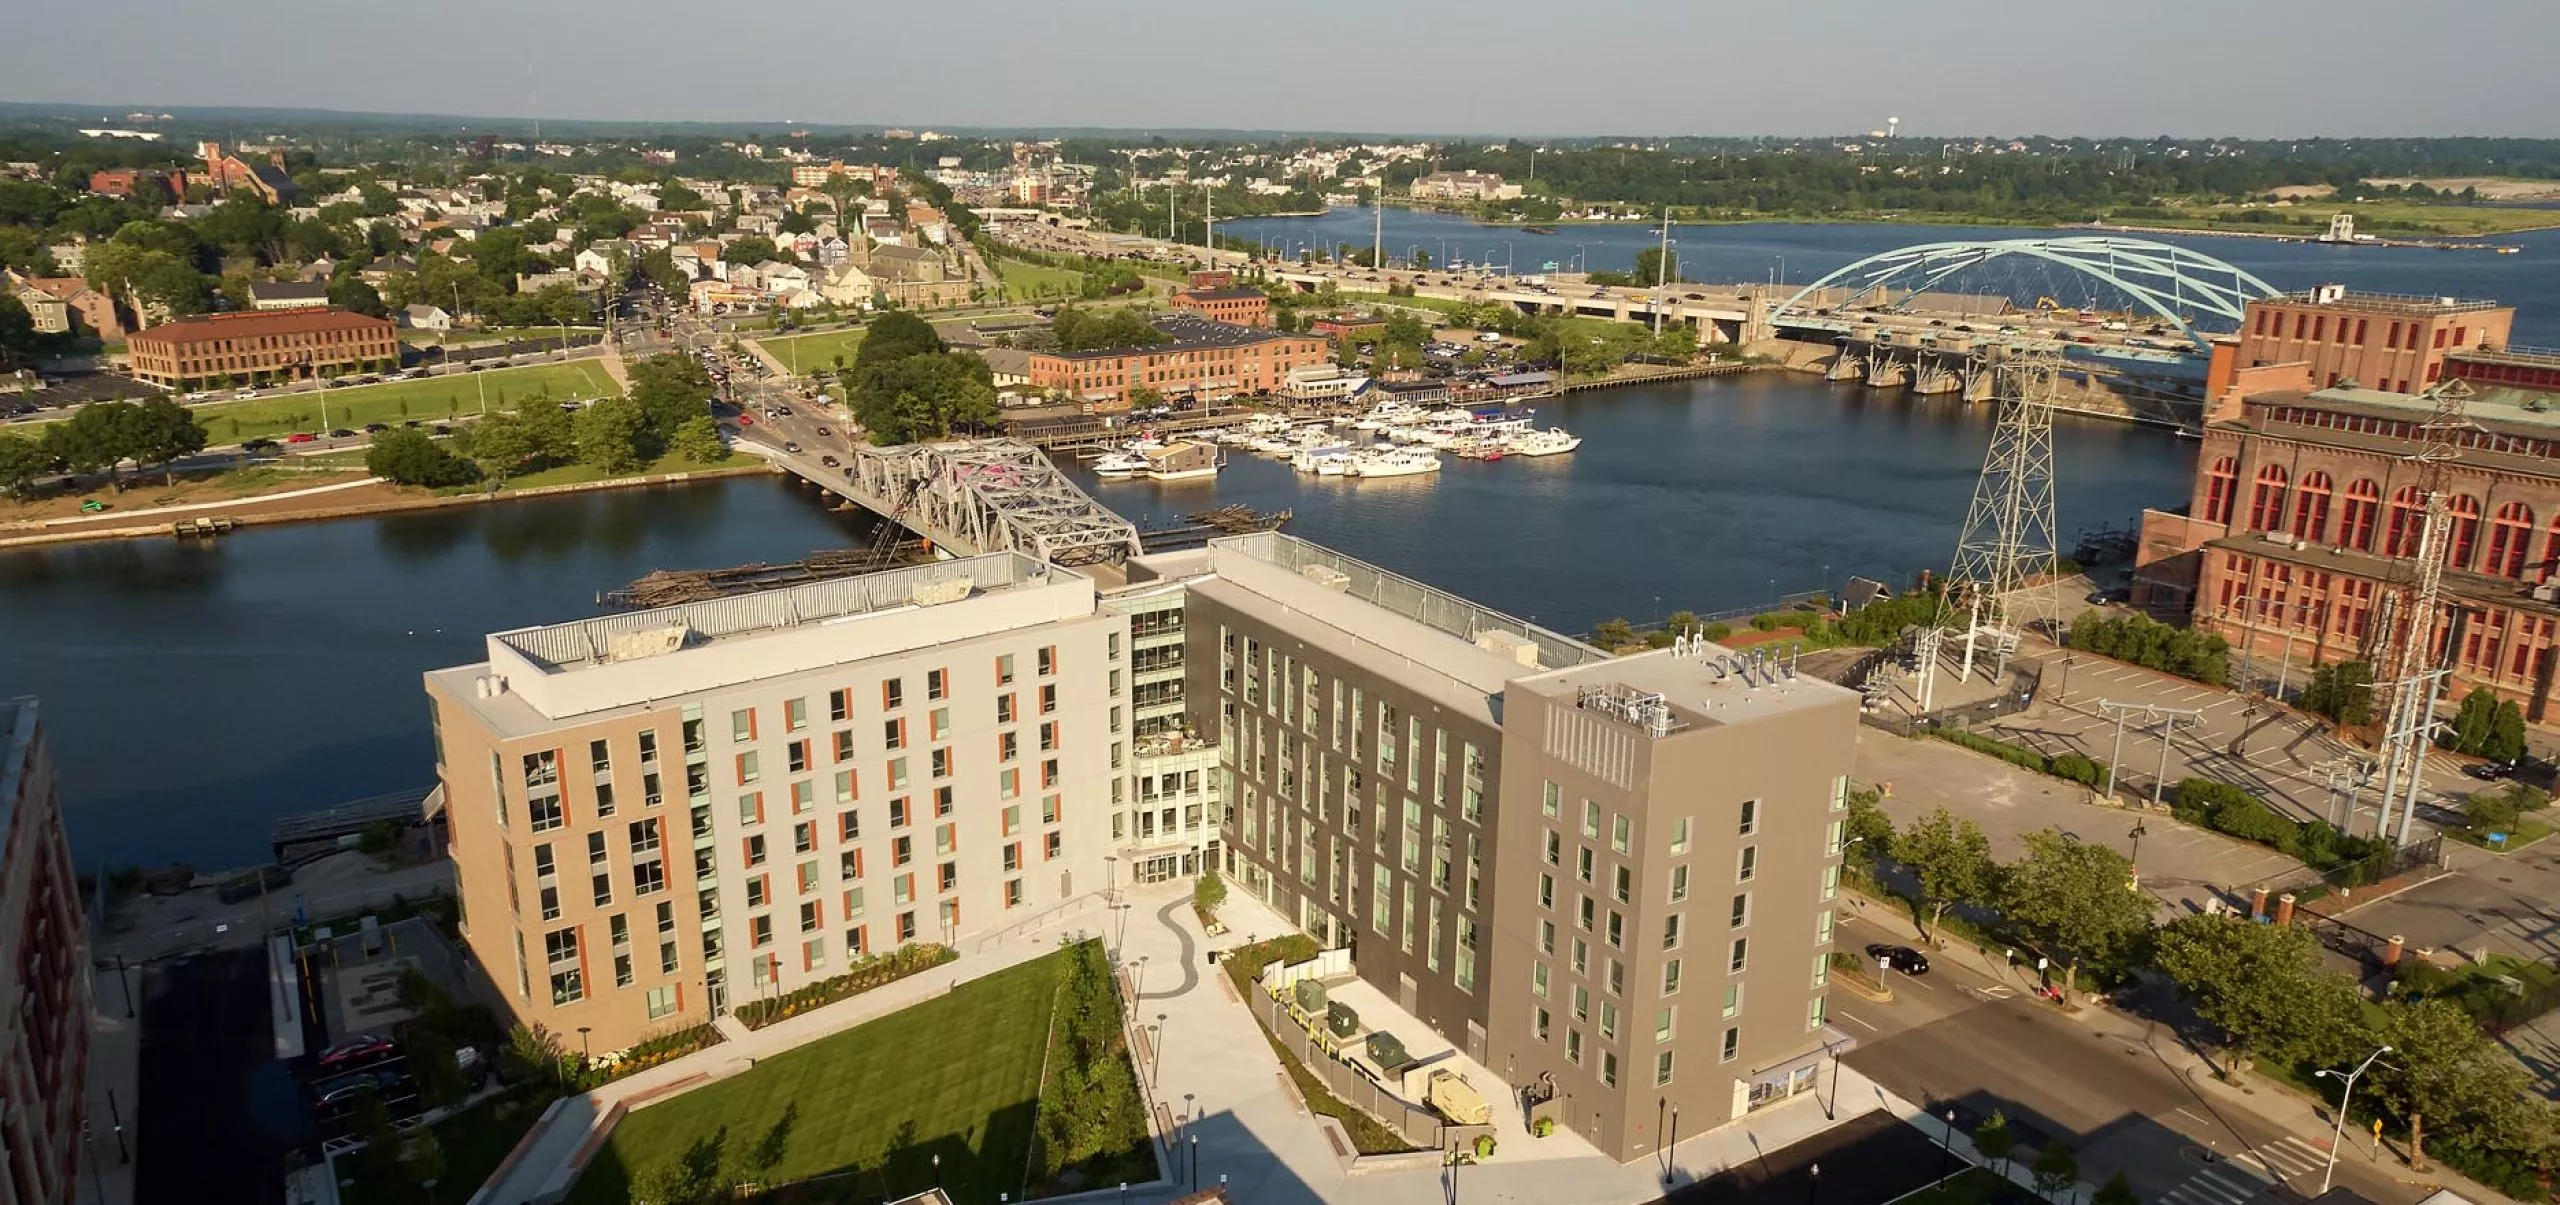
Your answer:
[0,98,2548,145]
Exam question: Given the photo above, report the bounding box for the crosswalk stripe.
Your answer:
[2160,1161,2276,1205]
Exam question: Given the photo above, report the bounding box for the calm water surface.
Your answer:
[0,373,2193,867]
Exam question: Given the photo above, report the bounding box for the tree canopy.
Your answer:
[1050,307,1167,352]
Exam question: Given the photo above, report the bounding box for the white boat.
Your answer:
[1506,427,1583,457]
[1345,448,1442,478]
[1290,443,1353,473]
[1316,457,1352,476]
[1091,452,1146,477]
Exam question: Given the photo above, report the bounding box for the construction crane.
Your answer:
[2364,381,2477,844]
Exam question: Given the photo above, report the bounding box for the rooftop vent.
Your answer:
[1300,565,1352,592]
[606,626,691,662]
[910,577,973,606]
[1474,630,1540,667]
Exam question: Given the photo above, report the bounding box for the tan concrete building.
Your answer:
[1,697,90,1205]
[426,554,1130,1051]
[1177,533,1855,1161]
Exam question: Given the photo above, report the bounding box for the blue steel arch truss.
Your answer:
[1774,237,2281,353]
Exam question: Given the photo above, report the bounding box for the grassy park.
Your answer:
[754,327,868,376]
[995,259,1086,301]
[568,943,1147,1205]
[183,361,623,442]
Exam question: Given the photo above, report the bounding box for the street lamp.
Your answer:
[1154,1012,1169,1088]
[1937,1108,1957,1180]
[577,1026,593,1062]
[2127,823,2148,870]
[2316,1044,2392,1194]
[1808,1162,1821,1205]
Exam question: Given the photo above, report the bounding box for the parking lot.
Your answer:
[1856,727,2305,916]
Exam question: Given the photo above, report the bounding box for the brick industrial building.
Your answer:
[1168,286,1269,327]
[1026,316,1329,406]
[2138,287,2560,722]
[431,531,1856,1160]
[127,308,400,389]
[0,698,90,1205]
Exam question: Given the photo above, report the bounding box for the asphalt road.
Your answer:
[1831,906,2419,1205]
[1649,1110,1952,1205]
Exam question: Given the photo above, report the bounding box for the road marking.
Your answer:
[1836,1010,1880,1032]
[2174,1107,2210,1125]
[2157,1161,2275,1205]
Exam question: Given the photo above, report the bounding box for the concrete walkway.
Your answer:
[1130,886,2015,1205]
[473,888,1110,1205]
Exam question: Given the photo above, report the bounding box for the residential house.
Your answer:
[10,274,123,338]
[862,215,904,247]
[400,304,453,332]
[863,245,970,309]
[814,236,851,268]
[754,261,811,295]
[573,245,625,278]
[814,262,877,309]
[8,279,70,333]
[44,244,85,276]
[360,255,418,286]
[248,281,332,311]
[516,271,582,294]
[297,257,338,283]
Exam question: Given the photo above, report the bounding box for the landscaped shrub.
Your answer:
[2067,611,2229,686]
[1930,728,2050,775]
[2174,779,2388,873]
[733,943,955,1030]
[2049,752,2104,787]
[1030,942,1152,1189]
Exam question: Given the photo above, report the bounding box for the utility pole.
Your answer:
[1948,350,2063,682]
[1652,207,1671,335]
[1373,202,1383,272]
[2368,382,2477,844]
[2096,699,2201,804]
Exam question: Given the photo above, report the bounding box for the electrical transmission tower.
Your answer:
[2365,381,2476,844]
[1947,348,2064,680]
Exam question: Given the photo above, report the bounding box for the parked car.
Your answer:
[284,432,319,444]
[1866,943,1930,975]
[784,441,802,453]
[241,438,281,453]
[327,428,356,439]
[362,422,389,433]
[821,454,840,467]
[312,1068,412,1109]
[316,1034,397,1073]
[234,388,259,399]
[2464,761,2518,782]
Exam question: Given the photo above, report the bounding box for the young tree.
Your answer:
[1972,1110,2016,1177]
[574,396,652,473]
[2447,688,2502,757]
[1194,869,1226,917]
[669,415,731,464]
[1633,245,1680,285]
[1890,808,1994,941]
[1590,617,1637,648]
[365,428,479,488]
[1844,786,1894,873]
[2152,913,2356,1074]
[0,432,50,499]
[1997,829,2152,995]
[2370,996,2536,1171]
[2030,1141,2080,1204]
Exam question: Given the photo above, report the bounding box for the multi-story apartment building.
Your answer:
[1027,317,1330,407]
[1406,171,1522,203]
[2206,286,2515,402]
[427,554,1129,1051]
[127,308,400,389]
[1101,582,1222,883]
[1491,653,1855,1161]
[1,697,90,1205]
[1178,533,1855,1159]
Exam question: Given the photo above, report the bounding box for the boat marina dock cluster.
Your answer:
[1085,401,1581,482]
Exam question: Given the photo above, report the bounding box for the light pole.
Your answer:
[577,1025,593,1063]
[1154,1012,1169,1088]
[1808,1162,1821,1205]
[1937,1108,1956,1180]
[2317,1044,2392,1194]
[2127,823,2148,871]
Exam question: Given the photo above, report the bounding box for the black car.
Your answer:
[1866,943,1930,974]
[312,1067,412,1108]
[2465,761,2518,782]
[328,428,356,439]
[784,441,801,453]
[240,438,281,453]
[363,422,389,433]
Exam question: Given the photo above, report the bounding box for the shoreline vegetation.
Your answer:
[1388,200,2559,239]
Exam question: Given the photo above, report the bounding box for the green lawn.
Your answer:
[756,328,868,376]
[473,448,744,492]
[996,259,1086,302]
[568,951,1068,1205]
[189,361,622,442]
[340,1089,552,1205]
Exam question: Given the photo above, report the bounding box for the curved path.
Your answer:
[1139,895,1201,1001]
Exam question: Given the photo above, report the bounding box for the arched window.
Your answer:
[2202,456,2237,525]
[2540,515,2560,582]
[2290,471,2332,543]
[2387,486,2427,558]
[2446,494,2483,570]
[2486,501,2536,579]
[2339,479,2381,552]
[2247,464,2289,532]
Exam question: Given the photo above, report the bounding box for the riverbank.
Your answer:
[0,461,775,549]
[1377,201,2558,239]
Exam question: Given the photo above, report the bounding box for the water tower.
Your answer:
[1888,116,1901,139]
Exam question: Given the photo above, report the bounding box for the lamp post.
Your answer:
[1154,1012,1169,1088]
[577,1025,592,1062]
[2316,1044,2392,1194]
[1808,1162,1821,1205]
[2128,823,2148,871]
[1135,954,1149,1003]
[1938,1108,1957,1180]
[933,1153,942,1188]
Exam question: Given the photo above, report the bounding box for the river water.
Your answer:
[15,212,2556,868]
[1218,210,2560,344]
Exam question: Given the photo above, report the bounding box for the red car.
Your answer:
[285,432,319,444]
[737,414,754,426]
[316,1033,397,1072]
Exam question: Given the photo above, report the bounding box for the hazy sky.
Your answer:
[9,0,2555,138]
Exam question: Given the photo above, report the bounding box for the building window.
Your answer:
[1736,845,1756,882]
[1730,893,1750,928]
[1729,937,1748,973]
[1721,1026,1740,1063]
[1662,958,1681,995]
[2202,456,2237,525]
[1654,1050,1675,1088]
[647,985,679,1019]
